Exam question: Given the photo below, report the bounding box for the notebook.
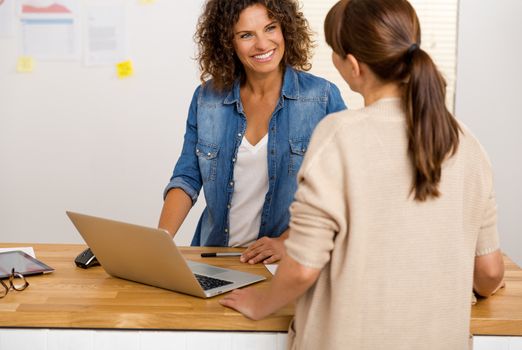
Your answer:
[66,211,265,298]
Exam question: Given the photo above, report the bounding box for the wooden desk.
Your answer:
[471,255,522,335]
[0,243,521,336]
[0,243,291,331]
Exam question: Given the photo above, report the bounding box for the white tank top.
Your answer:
[228,134,269,247]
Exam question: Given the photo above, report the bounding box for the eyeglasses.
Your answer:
[0,268,30,298]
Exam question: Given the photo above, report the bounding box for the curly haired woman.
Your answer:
[158,0,346,264]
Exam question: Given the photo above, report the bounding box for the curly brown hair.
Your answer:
[195,0,314,91]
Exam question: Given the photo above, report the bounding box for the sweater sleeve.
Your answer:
[285,117,348,269]
[475,149,500,256]
[476,184,500,256]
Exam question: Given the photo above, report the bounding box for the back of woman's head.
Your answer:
[196,0,313,91]
[325,0,461,202]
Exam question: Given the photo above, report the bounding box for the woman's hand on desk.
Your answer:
[219,287,268,320]
[220,254,320,320]
[473,249,505,297]
[491,279,506,295]
[240,231,289,264]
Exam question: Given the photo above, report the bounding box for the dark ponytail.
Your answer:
[405,47,460,201]
[325,0,461,201]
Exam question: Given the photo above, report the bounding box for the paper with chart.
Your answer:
[17,0,80,60]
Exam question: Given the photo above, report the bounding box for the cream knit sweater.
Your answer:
[285,98,499,350]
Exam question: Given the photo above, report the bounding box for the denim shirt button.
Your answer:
[227,204,231,209]
[224,228,228,233]
[237,133,242,137]
[232,158,236,162]
[229,181,234,186]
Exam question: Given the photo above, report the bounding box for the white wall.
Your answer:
[0,0,206,246]
[1,1,521,266]
[455,0,522,266]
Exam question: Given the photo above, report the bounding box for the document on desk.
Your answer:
[0,247,35,258]
[264,264,278,275]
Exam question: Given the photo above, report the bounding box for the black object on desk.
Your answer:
[74,248,100,269]
[201,252,242,257]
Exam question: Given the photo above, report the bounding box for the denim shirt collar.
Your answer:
[223,66,300,108]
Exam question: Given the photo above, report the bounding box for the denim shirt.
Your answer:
[165,66,346,246]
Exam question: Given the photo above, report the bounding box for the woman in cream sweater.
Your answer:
[220,0,505,348]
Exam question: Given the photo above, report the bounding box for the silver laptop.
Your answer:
[66,211,265,298]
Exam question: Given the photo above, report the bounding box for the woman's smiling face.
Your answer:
[232,4,285,78]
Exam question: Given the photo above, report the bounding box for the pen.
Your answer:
[200,252,242,257]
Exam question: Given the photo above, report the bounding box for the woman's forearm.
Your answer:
[158,188,193,238]
[473,249,505,297]
[219,253,321,320]
[254,255,320,319]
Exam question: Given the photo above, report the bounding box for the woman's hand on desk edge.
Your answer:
[220,254,320,320]
[240,230,289,264]
[219,286,268,320]
[492,280,506,294]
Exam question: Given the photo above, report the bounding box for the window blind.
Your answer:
[301,0,458,111]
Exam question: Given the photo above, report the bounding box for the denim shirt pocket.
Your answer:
[289,138,310,175]
[195,140,219,182]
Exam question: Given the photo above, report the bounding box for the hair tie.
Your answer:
[405,43,419,65]
[407,43,419,56]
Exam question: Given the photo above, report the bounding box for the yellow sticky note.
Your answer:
[139,0,155,4]
[116,60,134,79]
[17,56,34,73]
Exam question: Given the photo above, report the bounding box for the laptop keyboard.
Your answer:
[194,274,233,291]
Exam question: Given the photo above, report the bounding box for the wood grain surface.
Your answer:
[0,243,521,335]
[0,243,291,331]
[471,255,522,335]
